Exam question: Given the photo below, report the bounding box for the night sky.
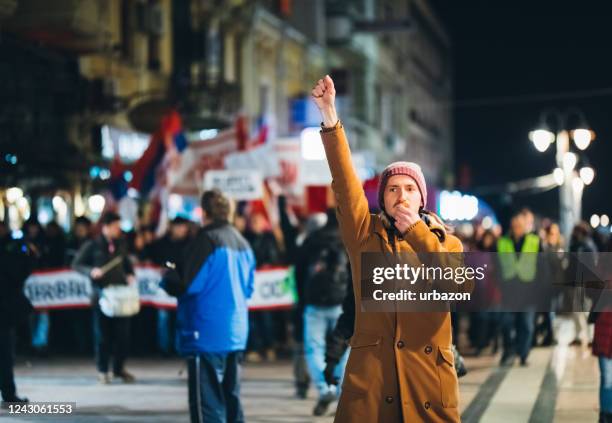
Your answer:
[432,1,612,227]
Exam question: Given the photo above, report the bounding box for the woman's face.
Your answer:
[383,175,422,219]
[548,223,560,244]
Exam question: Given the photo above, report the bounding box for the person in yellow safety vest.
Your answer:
[497,211,541,367]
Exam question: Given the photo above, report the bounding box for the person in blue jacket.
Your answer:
[163,189,256,423]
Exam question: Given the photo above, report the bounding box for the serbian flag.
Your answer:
[235,114,270,151]
[128,109,187,196]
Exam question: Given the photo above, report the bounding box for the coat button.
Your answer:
[424,345,433,354]
[397,341,405,349]
[424,401,431,410]
[385,396,394,404]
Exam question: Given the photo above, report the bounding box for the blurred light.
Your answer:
[127,188,140,198]
[88,195,105,214]
[123,171,133,182]
[553,168,565,185]
[579,166,595,185]
[74,193,85,217]
[168,194,183,211]
[572,129,592,150]
[120,220,134,232]
[439,190,479,221]
[590,214,600,228]
[458,223,475,239]
[52,195,65,211]
[12,230,23,239]
[101,125,150,162]
[199,129,219,140]
[562,152,577,171]
[301,127,326,160]
[89,166,100,179]
[529,129,555,152]
[6,187,23,203]
[572,177,584,193]
[38,208,52,225]
[99,169,111,180]
[482,216,493,230]
[17,197,30,220]
[8,205,19,226]
[4,154,18,165]
[601,214,610,227]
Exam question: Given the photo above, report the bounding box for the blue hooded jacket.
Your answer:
[163,221,255,354]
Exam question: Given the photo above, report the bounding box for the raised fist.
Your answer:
[311,75,336,111]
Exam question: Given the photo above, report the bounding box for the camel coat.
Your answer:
[321,122,465,423]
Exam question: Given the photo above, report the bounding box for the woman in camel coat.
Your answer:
[312,75,467,423]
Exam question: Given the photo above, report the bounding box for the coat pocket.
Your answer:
[344,332,382,395]
[437,346,459,408]
[349,332,382,349]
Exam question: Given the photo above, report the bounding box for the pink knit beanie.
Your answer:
[378,161,427,211]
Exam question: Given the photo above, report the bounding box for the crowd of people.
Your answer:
[0,76,610,422]
[451,208,611,361]
[1,192,611,420]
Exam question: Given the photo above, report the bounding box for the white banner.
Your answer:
[24,266,295,311]
[248,267,297,311]
[24,269,93,309]
[224,144,281,178]
[203,169,264,201]
[167,128,239,196]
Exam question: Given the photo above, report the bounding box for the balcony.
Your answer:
[3,0,112,53]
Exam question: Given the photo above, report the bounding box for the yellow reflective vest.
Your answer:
[497,233,540,283]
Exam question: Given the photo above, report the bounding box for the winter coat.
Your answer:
[163,221,256,354]
[321,121,468,423]
[146,235,191,267]
[295,216,349,307]
[0,239,33,328]
[72,235,134,290]
[245,230,281,267]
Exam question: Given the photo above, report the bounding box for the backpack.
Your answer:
[303,231,349,306]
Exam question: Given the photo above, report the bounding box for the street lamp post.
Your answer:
[529,109,595,241]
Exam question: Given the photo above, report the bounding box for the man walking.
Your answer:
[72,211,137,384]
[296,208,350,416]
[163,190,256,423]
[497,211,541,366]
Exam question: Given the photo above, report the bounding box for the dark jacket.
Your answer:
[245,230,281,267]
[0,239,34,327]
[65,235,91,266]
[163,221,256,354]
[325,274,354,365]
[146,235,191,267]
[72,235,135,290]
[295,211,349,307]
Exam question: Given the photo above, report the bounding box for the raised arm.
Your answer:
[311,75,371,249]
